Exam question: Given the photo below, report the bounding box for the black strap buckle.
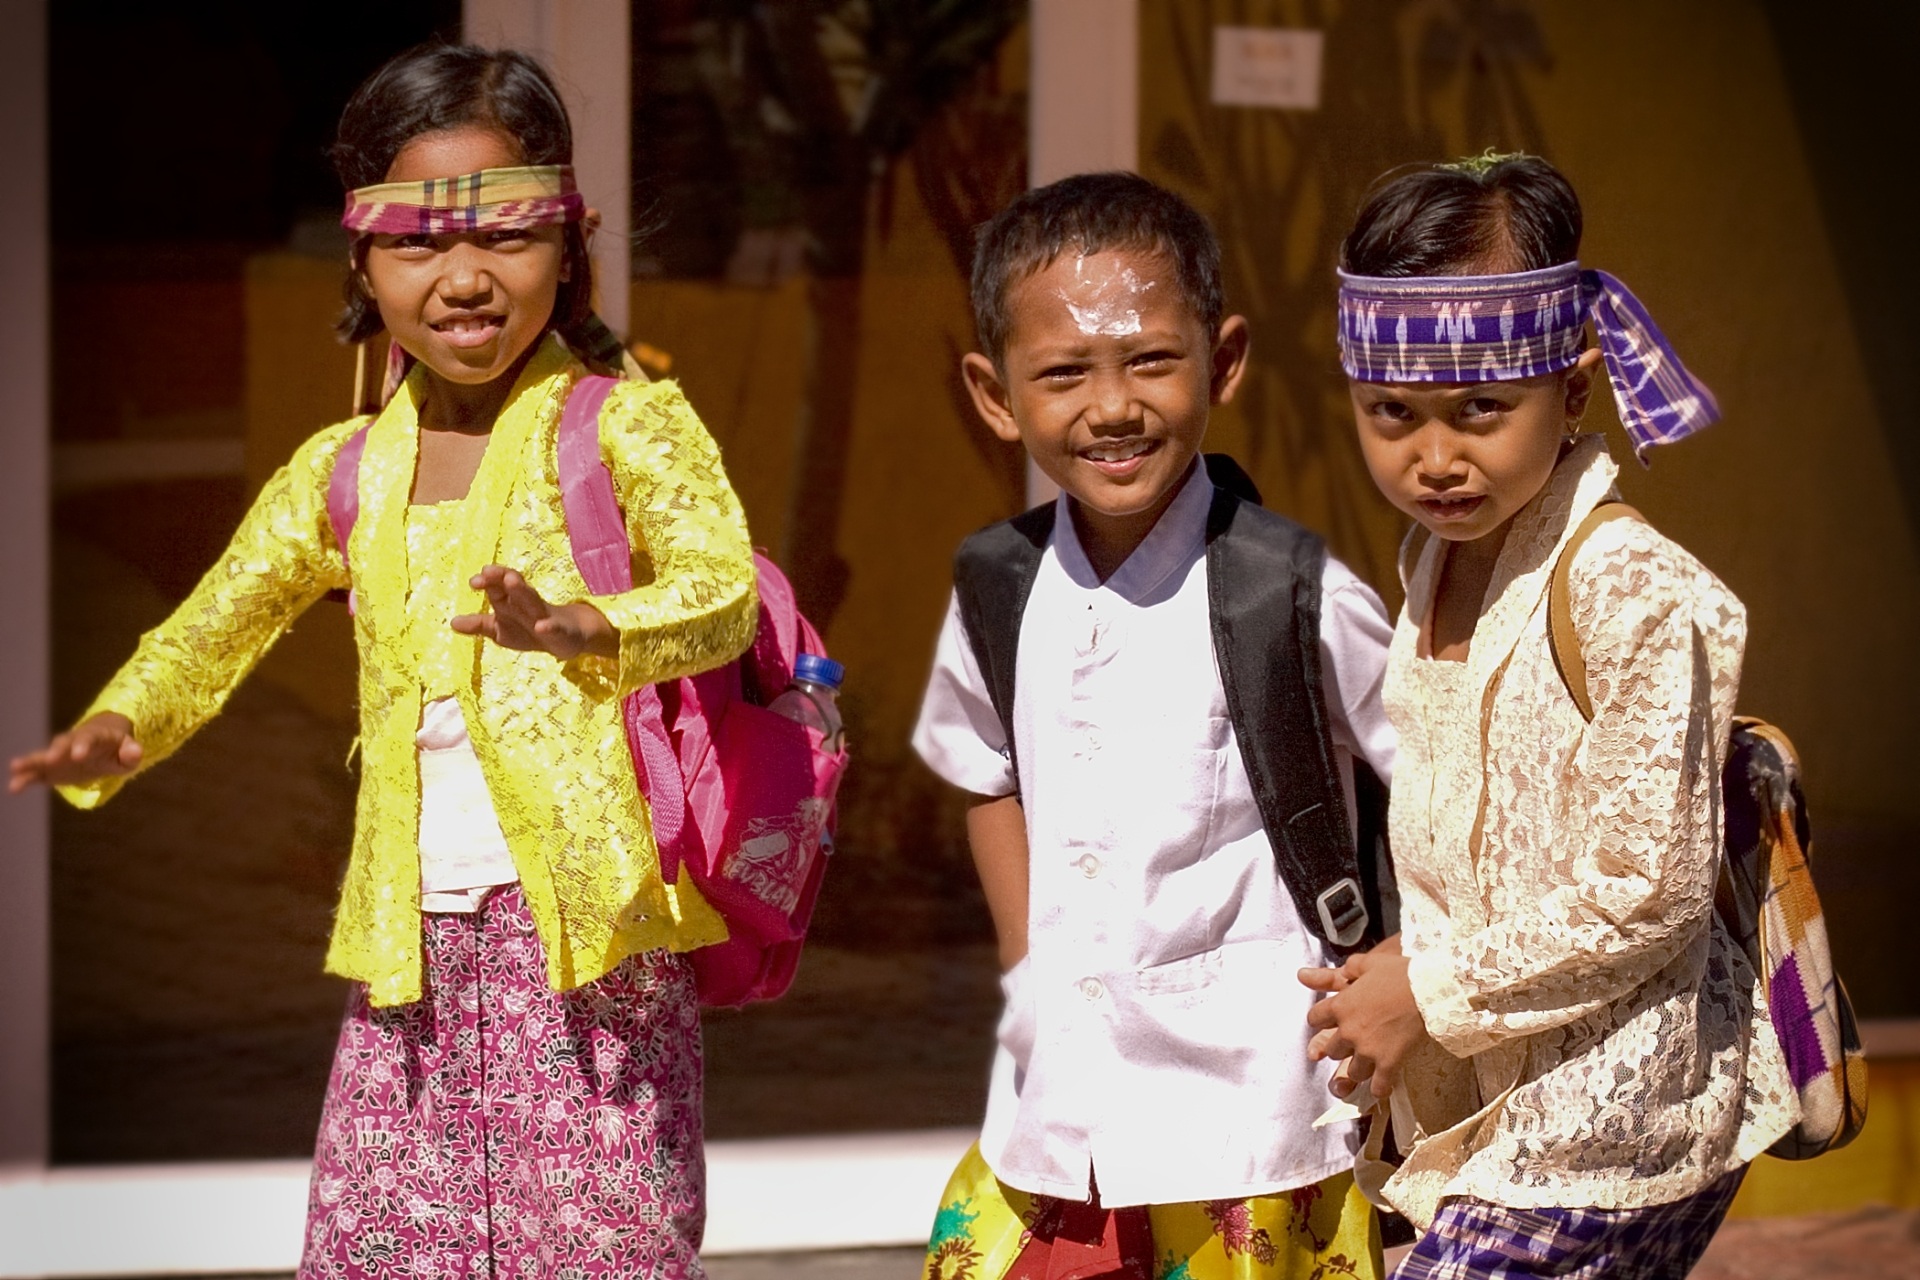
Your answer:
[1316,877,1368,948]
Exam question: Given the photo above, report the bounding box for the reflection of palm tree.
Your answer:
[1146,0,1549,592]
[690,1,1023,623]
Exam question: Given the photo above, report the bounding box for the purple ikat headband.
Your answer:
[1336,261,1721,459]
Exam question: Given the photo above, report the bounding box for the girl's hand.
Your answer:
[451,565,618,660]
[1298,934,1427,1094]
[8,713,143,794]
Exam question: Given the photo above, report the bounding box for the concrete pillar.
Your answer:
[1025,0,1141,505]
[1030,0,1141,186]
[0,0,50,1175]
[464,0,632,340]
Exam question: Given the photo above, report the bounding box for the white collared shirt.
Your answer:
[913,467,1396,1207]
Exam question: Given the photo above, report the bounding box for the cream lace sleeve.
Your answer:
[575,378,759,696]
[1409,528,1740,1056]
[58,421,359,810]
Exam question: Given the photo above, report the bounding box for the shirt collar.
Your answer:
[1053,458,1212,599]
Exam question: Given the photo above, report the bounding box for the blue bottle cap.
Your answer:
[793,652,845,689]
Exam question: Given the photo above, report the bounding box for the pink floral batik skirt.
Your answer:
[298,885,707,1279]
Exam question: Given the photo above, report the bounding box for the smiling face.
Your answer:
[360,125,567,394]
[1349,347,1603,549]
[962,247,1248,572]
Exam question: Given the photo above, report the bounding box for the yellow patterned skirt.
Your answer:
[925,1143,1382,1280]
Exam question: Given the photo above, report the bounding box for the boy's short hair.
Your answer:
[970,172,1224,366]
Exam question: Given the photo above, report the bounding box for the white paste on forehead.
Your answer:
[1058,254,1156,338]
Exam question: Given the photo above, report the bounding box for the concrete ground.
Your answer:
[1696,1206,1920,1278]
[753,1212,1920,1279]
[705,1248,923,1278]
[97,1209,1920,1278]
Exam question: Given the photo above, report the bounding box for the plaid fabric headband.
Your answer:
[341,164,585,236]
[1336,261,1721,458]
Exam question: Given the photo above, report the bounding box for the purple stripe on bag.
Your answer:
[1768,952,1832,1088]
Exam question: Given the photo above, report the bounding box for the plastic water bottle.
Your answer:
[768,653,846,754]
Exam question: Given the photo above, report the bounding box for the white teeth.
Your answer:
[1085,440,1152,463]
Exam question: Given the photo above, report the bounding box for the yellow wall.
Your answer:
[240,4,1917,988]
[1140,0,1919,1012]
[1729,1058,1920,1215]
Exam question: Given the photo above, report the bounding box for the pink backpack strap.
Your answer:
[326,423,372,612]
[744,553,808,696]
[556,376,629,593]
[555,375,692,878]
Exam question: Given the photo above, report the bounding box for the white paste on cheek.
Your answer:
[1059,256,1156,338]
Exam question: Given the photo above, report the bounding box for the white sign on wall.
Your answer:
[1211,26,1324,110]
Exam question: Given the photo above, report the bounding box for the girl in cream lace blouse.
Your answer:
[1297,155,1797,1279]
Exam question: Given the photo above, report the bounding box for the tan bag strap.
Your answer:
[1547,501,1643,722]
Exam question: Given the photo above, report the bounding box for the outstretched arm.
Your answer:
[9,713,142,795]
[39,422,356,809]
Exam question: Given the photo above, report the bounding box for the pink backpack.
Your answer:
[326,375,847,1006]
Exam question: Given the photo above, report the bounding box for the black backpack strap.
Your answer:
[951,503,1058,789]
[1205,486,1381,957]
[1351,757,1398,939]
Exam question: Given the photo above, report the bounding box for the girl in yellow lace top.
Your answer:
[1297,155,1797,1279]
[10,45,755,1276]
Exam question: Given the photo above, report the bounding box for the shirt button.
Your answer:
[1077,853,1102,879]
[1079,977,1105,1001]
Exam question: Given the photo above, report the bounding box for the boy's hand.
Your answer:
[452,565,617,660]
[9,712,142,793]
[1298,933,1426,1094]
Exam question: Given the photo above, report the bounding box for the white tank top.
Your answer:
[416,697,518,912]
[407,501,518,913]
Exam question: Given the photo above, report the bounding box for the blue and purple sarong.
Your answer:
[1390,1170,1743,1280]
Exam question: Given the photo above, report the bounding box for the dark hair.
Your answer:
[1340,153,1582,278]
[331,43,593,344]
[970,172,1224,365]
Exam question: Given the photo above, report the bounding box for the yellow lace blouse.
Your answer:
[59,338,758,1005]
[1374,435,1798,1224]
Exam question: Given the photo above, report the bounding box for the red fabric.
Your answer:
[1007,1189,1156,1280]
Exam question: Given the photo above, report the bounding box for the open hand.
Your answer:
[9,712,142,794]
[450,565,617,660]
[1298,934,1426,1095]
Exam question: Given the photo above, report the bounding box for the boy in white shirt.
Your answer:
[913,172,1397,1280]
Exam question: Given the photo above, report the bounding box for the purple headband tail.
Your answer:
[1580,269,1721,460]
[1337,261,1722,460]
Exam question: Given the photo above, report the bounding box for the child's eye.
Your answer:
[1037,365,1084,383]
[486,228,533,247]
[1460,397,1506,421]
[1367,400,1413,423]
[1129,350,1177,370]
[385,233,436,253]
